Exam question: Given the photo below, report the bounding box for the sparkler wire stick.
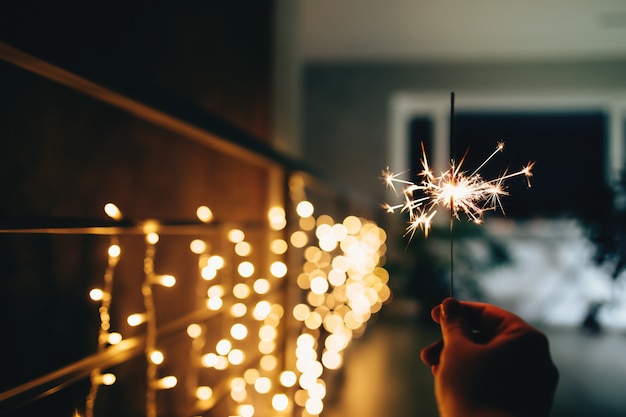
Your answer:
[449,92,455,298]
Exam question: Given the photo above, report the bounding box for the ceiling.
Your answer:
[300,0,626,62]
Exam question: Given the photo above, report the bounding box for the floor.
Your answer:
[321,303,626,417]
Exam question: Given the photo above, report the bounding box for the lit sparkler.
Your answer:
[382,141,534,241]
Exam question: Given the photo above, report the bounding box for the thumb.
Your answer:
[440,298,472,345]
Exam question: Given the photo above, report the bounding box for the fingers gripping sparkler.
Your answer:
[381,141,534,242]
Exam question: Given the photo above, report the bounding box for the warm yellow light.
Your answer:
[343,310,363,330]
[201,266,217,281]
[146,232,160,245]
[259,325,277,341]
[272,393,289,411]
[231,387,247,403]
[271,303,285,318]
[297,273,311,290]
[270,261,287,278]
[206,297,223,310]
[141,220,160,235]
[230,323,248,340]
[258,340,276,354]
[196,386,213,400]
[323,313,344,334]
[328,329,350,349]
[187,323,202,338]
[196,206,214,223]
[296,200,314,218]
[228,349,245,365]
[332,255,349,272]
[319,235,338,252]
[100,373,116,386]
[233,283,251,299]
[207,255,225,270]
[332,223,348,241]
[304,311,322,329]
[315,223,333,240]
[317,214,334,226]
[234,241,251,257]
[155,376,177,389]
[299,216,316,231]
[290,230,308,248]
[298,372,316,389]
[307,361,324,378]
[322,349,343,370]
[243,368,260,384]
[201,353,218,368]
[297,333,316,348]
[279,371,297,387]
[268,206,286,230]
[309,381,327,400]
[307,292,326,307]
[254,376,271,394]
[230,377,246,391]
[230,303,247,318]
[305,398,324,415]
[108,244,121,258]
[343,215,362,234]
[154,274,176,287]
[89,288,104,301]
[207,285,224,298]
[328,269,347,286]
[216,339,232,355]
[260,354,278,371]
[304,246,322,262]
[127,313,146,327]
[228,229,245,243]
[252,278,270,294]
[253,301,271,320]
[294,389,309,407]
[238,404,255,417]
[214,356,229,370]
[104,203,122,220]
[107,332,122,345]
[270,239,288,255]
[189,239,207,254]
[150,350,164,365]
[310,276,329,295]
[237,261,255,278]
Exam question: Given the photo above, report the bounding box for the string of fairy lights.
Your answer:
[82,181,390,417]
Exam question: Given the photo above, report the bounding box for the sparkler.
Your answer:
[383,141,534,236]
[382,141,534,295]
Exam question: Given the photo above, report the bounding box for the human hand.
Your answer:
[420,298,559,417]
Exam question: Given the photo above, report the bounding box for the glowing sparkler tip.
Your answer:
[522,161,535,176]
[522,161,535,187]
[382,141,534,239]
[381,203,395,214]
[381,167,393,183]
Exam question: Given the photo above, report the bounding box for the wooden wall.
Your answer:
[0,2,276,416]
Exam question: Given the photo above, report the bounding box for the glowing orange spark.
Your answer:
[381,142,534,238]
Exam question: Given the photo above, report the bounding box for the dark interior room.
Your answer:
[2,1,626,416]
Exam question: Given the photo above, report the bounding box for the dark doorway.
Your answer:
[409,111,607,219]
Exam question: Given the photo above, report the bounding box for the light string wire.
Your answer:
[85,236,120,417]
[142,233,163,417]
[186,240,211,414]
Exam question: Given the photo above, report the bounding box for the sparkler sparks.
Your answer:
[382,141,534,240]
